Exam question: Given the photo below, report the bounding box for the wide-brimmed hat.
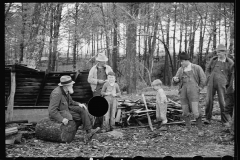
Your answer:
[179,52,190,61]
[58,75,75,86]
[96,52,108,62]
[216,44,228,52]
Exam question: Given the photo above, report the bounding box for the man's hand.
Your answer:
[62,118,69,125]
[79,103,87,110]
[104,92,110,96]
[173,76,179,82]
[98,79,105,84]
[112,93,117,97]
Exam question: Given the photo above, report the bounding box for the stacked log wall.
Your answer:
[5,65,93,108]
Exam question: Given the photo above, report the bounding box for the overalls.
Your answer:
[180,70,201,118]
[103,83,118,130]
[205,61,228,123]
[180,70,202,131]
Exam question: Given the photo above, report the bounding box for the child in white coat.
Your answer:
[152,79,168,129]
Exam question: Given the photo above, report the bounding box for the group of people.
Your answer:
[172,44,235,138]
[47,43,235,142]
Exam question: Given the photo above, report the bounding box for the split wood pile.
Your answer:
[5,120,36,145]
[116,96,183,127]
[5,64,92,107]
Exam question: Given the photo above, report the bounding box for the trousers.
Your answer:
[103,95,117,129]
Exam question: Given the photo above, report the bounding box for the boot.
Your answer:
[196,116,204,137]
[84,127,100,143]
[182,116,191,132]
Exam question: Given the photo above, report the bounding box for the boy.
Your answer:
[101,71,121,132]
[152,79,168,129]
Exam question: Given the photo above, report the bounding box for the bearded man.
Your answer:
[48,75,99,141]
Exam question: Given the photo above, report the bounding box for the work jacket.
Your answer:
[87,64,113,92]
[173,63,206,91]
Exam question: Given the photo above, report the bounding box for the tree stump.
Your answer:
[35,117,80,143]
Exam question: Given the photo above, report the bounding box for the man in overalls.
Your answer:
[204,44,234,127]
[173,52,206,136]
[88,52,113,132]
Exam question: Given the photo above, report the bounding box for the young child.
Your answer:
[151,79,168,129]
[101,71,121,132]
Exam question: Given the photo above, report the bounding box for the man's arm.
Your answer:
[197,65,206,89]
[48,91,64,123]
[87,66,98,85]
[69,95,80,106]
[101,83,108,96]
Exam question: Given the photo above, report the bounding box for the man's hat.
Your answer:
[216,44,228,51]
[96,52,108,62]
[179,52,190,61]
[58,75,75,86]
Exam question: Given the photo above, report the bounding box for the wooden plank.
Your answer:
[6,65,16,122]
[16,86,41,89]
[16,78,43,82]
[141,94,154,132]
[14,99,37,102]
[15,93,39,96]
[16,82,42,86]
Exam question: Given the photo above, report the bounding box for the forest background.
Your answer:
[5,3,234,94]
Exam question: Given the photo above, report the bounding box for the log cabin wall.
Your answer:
[5,64,92,108]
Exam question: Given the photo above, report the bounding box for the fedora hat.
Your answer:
[58,75,75,86]
[179,52,190,61]
[216,44,228,51]
[96,52,108,62]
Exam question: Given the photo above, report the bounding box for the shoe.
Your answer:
[84,127,100,143]
[198,130,204,137]
[203,119,211,125]
[156,122,162,129]
[159,126,168,131]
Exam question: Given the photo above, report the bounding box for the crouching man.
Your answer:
[48,75,100,142]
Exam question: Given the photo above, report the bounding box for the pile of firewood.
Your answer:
[5,120,36,145]
[115,96,184,127]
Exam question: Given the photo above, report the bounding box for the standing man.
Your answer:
[88,52,113,131]
[48,75,100,142]
[172,52,206,136]
[204,44,234,127]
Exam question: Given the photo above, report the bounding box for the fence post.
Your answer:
[6,64,16,122]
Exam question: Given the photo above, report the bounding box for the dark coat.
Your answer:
[48,86,80,123]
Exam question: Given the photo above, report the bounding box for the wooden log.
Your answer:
[6,127,18,136]
[35,117,79,143]
[6,65,16,122]
[5,120,28,125]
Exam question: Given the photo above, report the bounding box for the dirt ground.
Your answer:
[5,86,235,158]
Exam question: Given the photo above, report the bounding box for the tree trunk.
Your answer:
[19,3,27,63]
[37,4,49,69]
[52,4,63,71]
[126,3,139,94]
[212,8,217,52]
[173,4,177,75]
[35,117,80,143]
[112,3,118,74]
[184,5,188,53]
[67,29,71,65]
[47,4,54,71]
[164,15,171,86]
[28,3,42,60]
[224,6,228,48]
[73,3,78,71]
[190,13,196,61]
[228,4,234,55]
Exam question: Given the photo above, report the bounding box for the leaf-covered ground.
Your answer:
[5,86,234,158]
